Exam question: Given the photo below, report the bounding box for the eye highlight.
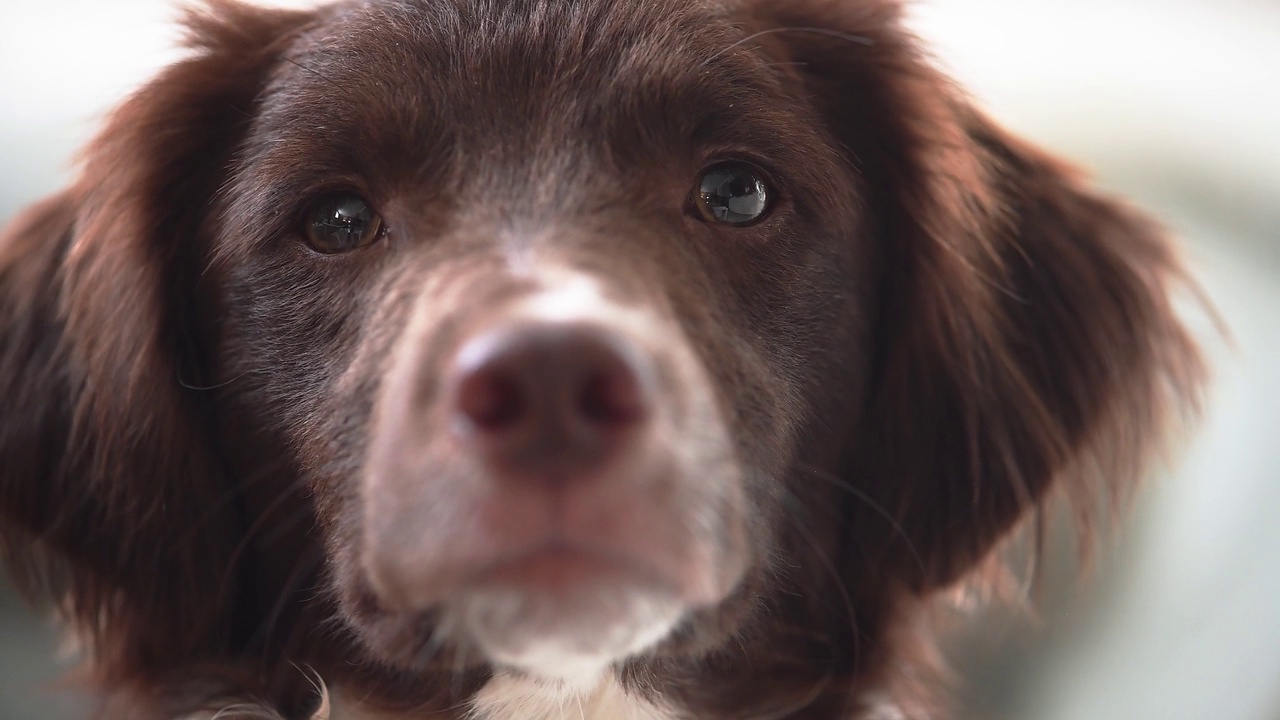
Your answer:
[691,162,772,226]
[303,193,385,254]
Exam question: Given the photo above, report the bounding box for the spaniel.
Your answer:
[0,0,1204,718]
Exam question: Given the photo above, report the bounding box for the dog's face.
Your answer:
[211,0,869,683]
[0,0,1203,715]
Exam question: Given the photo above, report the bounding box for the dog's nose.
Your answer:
[450,322,652,478]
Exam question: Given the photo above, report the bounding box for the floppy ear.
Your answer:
[757,2,1205,590]
[860,109,1205,591]
[0,0,313,680]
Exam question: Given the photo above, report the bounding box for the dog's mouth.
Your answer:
[356,481,734,682]
[466,542,678,598]
[348,514,720,686]
[439,542,692,684]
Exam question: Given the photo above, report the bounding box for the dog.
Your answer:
[0,0,1205,718]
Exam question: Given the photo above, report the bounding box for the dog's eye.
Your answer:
[303,193,384,253]
[692,162,771,226]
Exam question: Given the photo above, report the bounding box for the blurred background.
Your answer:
[1,1,1276,718]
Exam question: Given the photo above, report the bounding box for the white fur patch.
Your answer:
[469,671,678,720]
[181,673,331,720]
[323,671,677,720]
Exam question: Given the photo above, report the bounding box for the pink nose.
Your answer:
[450,322,652,479]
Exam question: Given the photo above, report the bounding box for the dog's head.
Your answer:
[0,0,1203,714]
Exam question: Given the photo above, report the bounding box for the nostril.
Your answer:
[457,369,525,433]
[449,321,655,460]
[580,369,645,427]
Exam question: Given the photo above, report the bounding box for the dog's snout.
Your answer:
[364,282,747,658]
[450,322,652,476]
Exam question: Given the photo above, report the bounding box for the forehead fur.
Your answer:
[240,2,834,188]
[215,0,857,261]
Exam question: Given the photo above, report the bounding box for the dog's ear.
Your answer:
[860,109,1205,592]
[754,2,1205,591]
[0,0,314,680]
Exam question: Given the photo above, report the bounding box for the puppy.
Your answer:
[0,0,1204,718]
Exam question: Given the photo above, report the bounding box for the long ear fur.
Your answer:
[0,0,314,681]
[756,2,1206,590]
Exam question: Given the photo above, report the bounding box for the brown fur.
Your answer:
[0,0,1204,718]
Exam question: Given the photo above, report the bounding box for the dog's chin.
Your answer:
[347,550,700,688]
[452,583,687,688]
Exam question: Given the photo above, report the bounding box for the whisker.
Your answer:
[289,663,331,720]
[176,367,254,392]
[201,462,311,610]
[776,487,861,669]
[279,55,344,93]
[177,455,294,547]
[408,615,455,673]
[745,670,834,720]
[256,547,327,660]
[450,635,470,703]
[704,26,872,66]
[798,463,927,580]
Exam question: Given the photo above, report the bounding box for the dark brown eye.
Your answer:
[692,162,772,226]
[303,193,384,253]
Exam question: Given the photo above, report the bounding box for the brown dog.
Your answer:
[0,0,1204,718]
